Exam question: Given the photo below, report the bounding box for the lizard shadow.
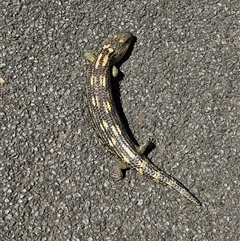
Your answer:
[111,35,156,163]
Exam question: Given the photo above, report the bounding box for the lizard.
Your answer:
[84,32,201,206]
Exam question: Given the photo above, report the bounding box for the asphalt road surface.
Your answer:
[1,1,239,240]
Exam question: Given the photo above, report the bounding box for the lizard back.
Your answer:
[84,32,201,206]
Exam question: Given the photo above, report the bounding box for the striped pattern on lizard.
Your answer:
[84,32,201,206]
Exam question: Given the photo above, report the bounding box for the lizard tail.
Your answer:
[144,161,201,206]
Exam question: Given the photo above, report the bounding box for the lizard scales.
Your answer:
[84,32,201,206]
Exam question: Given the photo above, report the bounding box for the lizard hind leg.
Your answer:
[110,160,129,181]
[137,138,154,155]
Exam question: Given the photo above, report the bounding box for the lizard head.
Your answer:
[101,32,133,64]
